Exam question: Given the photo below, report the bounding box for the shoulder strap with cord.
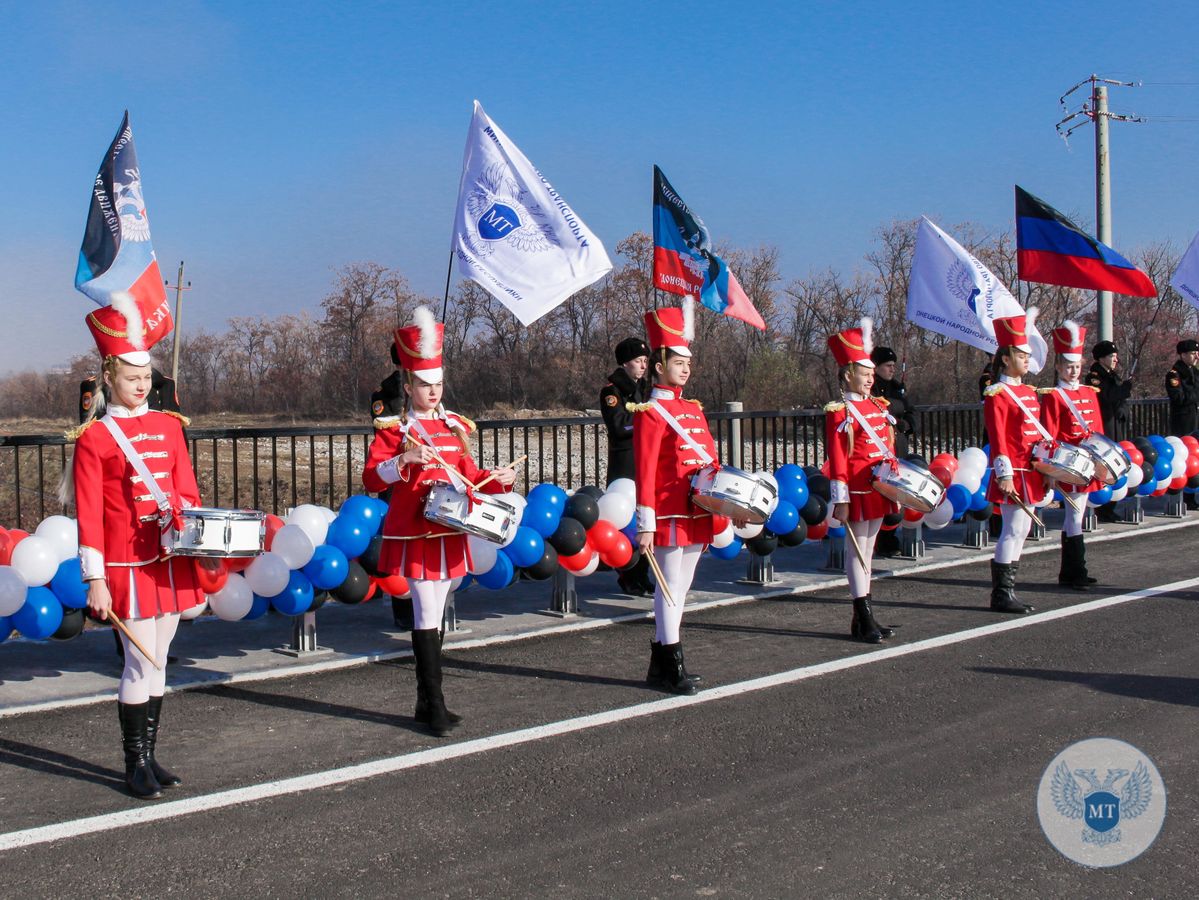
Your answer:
[100,415,181,547]
[999,383,1056,444]
[1054,387,1095,437]
[649,400,715,467]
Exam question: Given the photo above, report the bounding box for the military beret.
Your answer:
[1177,339,1199,354]
[615,337,650,365]
[870,346,898,365]
[1092,340,1118,359]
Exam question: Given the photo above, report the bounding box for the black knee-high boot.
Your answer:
[118,701,162,800]
[411,629,454,736]
[145,696,182,787]
[990,560,1033,614]
[646,642,698,695]
[850,594,894,640]
[646,641,701,686]
[1058,534,1096,590]
[414,629,462,726]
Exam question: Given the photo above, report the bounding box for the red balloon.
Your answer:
[903,507,925,522]
[1119,441,1143,468]
[880,520,899,532]
[1170,475,1188,491]
[587,521,620,555]
[226,555,256,573]
[807,520,829,541]
[193,557,229,593]
[0,529,28,566]
[710,514,730,535]
[263,515,285,551]
[559,543,593,572]
[364,580,378,601]
[929,464,954,489]
[1183,435,1199,451]
[600,533,633,568]
[377,573,409,596]
[931,453,959,473]
[1186,456,1199,479]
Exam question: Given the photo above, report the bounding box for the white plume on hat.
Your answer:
[110,291,144,350]
[1062,319,1081,347]
[859,316,873,356]
[682,294,695,341]
[414,305,437,358]
[1025,305,1039,336]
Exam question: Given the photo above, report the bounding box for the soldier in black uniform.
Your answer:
[369,342,415,629]
[601,337,653,596]
[1165,339,1199,437]
[79,367,181,423]
[1086,340,1133,441]
[869,346,916,456]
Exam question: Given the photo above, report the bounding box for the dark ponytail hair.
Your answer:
[991,346,1018,381]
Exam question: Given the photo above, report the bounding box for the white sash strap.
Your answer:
[1055,387,1094,437]
[844,399,895,462]
[407,413,469,492]
[649,400,715,467]
[999,383,1056,444]
[101,415,175,553]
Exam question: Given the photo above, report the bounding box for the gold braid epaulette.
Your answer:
[874,397,890,407]
[626,402,653,413]
[983,384,1004,397]
[453,414,478,434]
[687,398,704,410]
[373,415,404,430]
[823,401,845,413]
[1037,387,1053,395]
[64,419,96,441]
[162,410,192,427]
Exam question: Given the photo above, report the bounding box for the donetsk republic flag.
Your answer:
[1015,186,1156,298]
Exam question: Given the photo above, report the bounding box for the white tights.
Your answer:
[118,614,181,704]
[1062,495,1086,537]
[652,544,704,644]
[994,503,1032,564]
[845,518,882,598]
[409,578,452,631]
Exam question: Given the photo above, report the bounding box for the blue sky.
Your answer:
[2,0,1196,372]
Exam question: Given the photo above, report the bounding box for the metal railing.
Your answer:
[0,399,1170,531]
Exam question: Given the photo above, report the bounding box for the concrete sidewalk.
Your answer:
[2,500,1192,716]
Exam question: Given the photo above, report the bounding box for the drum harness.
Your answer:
[101,415,182,557]
[1054,387,1096,439]
[843,399,899,474]
[406,413,478,507]
[999,383,1058,452]
[649,400,716,469]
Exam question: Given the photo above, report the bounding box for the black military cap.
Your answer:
[870,346,898,365]
[615,337,650,365]
[1092,340,1118,359]
[1177,339,1199,354]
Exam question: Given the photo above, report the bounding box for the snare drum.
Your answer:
[1032,441,1096,486]
[1079,432,1131,485]
[423,484,519,545]
[691,465,777,524]
[871,458,945,513]
[172,507,266,558]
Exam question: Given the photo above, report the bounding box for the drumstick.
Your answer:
[842,522,871,576]
[106,610,162,670]
[418,443,478,491]
[471,455,529,491]
[1059,490,1084,513]
[1004,491,1045,528]
[643,549,678,607]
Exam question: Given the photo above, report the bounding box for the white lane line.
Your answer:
[2,575,1195,854]
[5,514,1194,719]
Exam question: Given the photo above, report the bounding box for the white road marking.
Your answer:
[2,575,1195,853]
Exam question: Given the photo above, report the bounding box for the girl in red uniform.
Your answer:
[633,303,734,695]
[824,319,899,643]
[1039,321,1104,591]
[983,311,1047,614]
[362,308,514,736]
[72,294,203,800]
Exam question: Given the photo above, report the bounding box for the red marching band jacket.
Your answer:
[362,411,508,581]
[1040,383,1105,493]
[634,385,720,547]
[984,378,1047,505]
[73,406,204,619]
[824,394,900,522]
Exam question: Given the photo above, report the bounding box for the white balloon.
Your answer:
[272,524,315,570]
[1035,489,1055,508]
[35,515,78,563]
[180,598,208,621]
[734,521,763,540]
[596,491,634,530]
[467,536,498,574]
[1171,454,1187,480]
[950,466,982,494]
[1110,485,1129,503]
[958,447,988,472]
[244,551,290,597]
[711,521,736,549]
[923,498,954,529]
[208,574,253,621]
[0,565,29,617]
[449,576,464,592]
[1166,435,1188,458]
[320,506,338,524]
[1125,463,1144,489]
[287,504,329,547]
[607,477,636,499]
[576,551,601,577]
[10,535,58,587]
[491,493,526,546]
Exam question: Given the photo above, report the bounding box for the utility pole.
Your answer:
[165,261,192,383]
[1056,75,1145,342]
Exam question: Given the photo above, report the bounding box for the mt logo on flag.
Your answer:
[1015,186,1156,298]
[652,166,765,330]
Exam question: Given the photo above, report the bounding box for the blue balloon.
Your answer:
[528,483,568,512]
[1153,457,1173,482]
[1150,436,1173,462]
[0,614,11,643]
[245,592,271,620]
[709,536,743,559]
[774,464,808,507]
[1137,476,1158,497]
[1053,488,1064,502]
[521,501,560,539]
[339,494,382,530]
[370,497,390,522]
[982,443,991,458]
[270,570,315,616]
[766,500,799,536]
[457,573,473,591]
[969,489,991,512]
[828,524,846,537]
[11,587,63,640]
[1112,474,1128,490]
[477,550,514,589]
[620,522,638,541]
[303,544,350,590]
[506,526,545,569]
[325,515,372,559]
[50,558,89,610]
[1089,486,1113,506]
[783,480,810,510]
[979,467,992,487]
[945,483,971,516]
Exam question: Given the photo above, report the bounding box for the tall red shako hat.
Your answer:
[85,291,173,366]
[644,295,694,358]
[827,317,874,368]
[1051,320,1085,362]
[993,307,1039,354]
[393,306,445,385]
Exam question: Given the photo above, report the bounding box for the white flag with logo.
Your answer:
[907,217,1047,372]
[1170,229,1199,311]
[450,101,613,326]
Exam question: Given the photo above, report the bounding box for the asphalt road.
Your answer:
[1,527,1195,898]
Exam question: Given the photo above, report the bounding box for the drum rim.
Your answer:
[181,506,265,520]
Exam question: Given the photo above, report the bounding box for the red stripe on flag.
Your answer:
[1017,249,1157,298]
[722,269,766,330]
[653,246,703,296]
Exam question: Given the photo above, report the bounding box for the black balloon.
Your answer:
[1141,461,1156,485]
[969,507,992,521]
[882,511,904,527]
[1187,473,1199,490]
[548,516,588,555]
[51,606,85,641]
[359,534,385,577]
[577,485,605,500]
[806,474,832,503]
[778,519,808,547]
[524,544,559,580]
[799,494,828,526]
[617,547,643,572]
[802,465,820,478]
[746,532,779,556]
[331,561,371,605]
[1134,438,1157,466]
[902,454,930,470]
[308,590,329,613]
[564,493,600,530]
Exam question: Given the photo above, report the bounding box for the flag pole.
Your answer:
[440,250,454,322]
[167,261,191,384]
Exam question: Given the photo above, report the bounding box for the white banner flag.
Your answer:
[450,101,613,326]
[1170,229,1199,311]
[907,217,1047,372]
